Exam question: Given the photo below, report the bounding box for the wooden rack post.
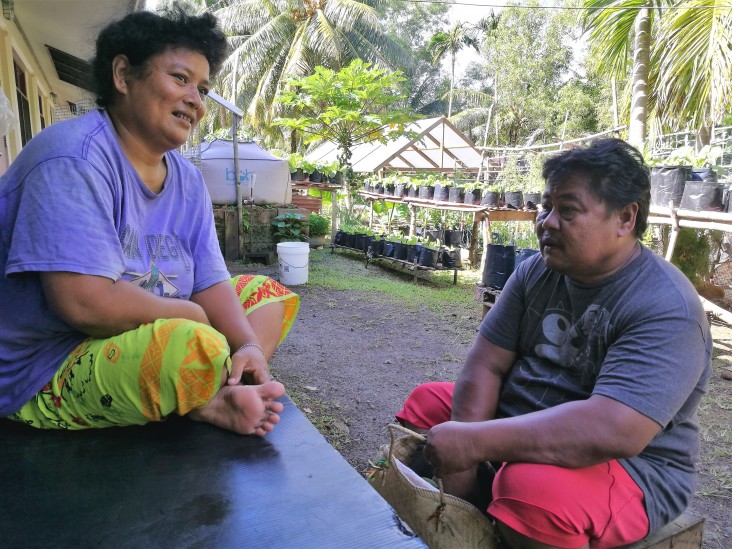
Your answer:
[648,205,732,325]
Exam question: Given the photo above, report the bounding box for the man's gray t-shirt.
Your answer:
[480,246,711,533]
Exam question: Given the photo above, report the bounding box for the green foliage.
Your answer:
[211,0,407,140]
[671,228,712,284]
[524,152,546,193]
[308,213,330,237]
[274,59,420,186]
[497,156,524,191]
[272,212,308,242]
[481,0,594,146]
[287,152,304,172]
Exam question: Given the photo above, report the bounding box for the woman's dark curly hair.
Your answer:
[542,138,651,238]
[91,5,228,107]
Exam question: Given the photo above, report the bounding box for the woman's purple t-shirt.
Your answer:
[0,110,229,416]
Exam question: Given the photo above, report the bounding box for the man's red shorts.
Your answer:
[396,381,649,548]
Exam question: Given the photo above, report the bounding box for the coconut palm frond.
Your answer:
[652,0,732,129]
[581,0,648,77]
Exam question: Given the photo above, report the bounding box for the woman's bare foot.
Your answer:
[188,381,286,436]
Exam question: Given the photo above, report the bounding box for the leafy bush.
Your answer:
[272,212,308,242]
[309,213,330,237]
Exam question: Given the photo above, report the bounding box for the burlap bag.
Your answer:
[368,424,498,549]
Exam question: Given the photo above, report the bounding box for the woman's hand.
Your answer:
[228,344,272,386]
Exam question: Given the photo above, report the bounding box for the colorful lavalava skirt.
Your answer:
[10,275,299,430]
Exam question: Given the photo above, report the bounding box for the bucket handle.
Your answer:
[279,258,309,269]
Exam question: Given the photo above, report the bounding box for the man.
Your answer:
[396,139,711,548]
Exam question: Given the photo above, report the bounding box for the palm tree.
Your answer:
[211,0,407,142]
[427,22,480,117]
[582,0,659,148]
[651,0,732,145]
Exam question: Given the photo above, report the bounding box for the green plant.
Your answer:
[272,212,308,242]
[523,153,545,193]
[308,213,330,237]
[670,228,713,284]
[288,153,305,172]
[497,155,524,191]
[302,158,317,175]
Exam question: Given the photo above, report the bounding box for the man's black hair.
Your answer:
[91,4,228,108]
[542,138,651,238]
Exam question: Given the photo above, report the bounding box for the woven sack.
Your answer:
[368,424,497,549]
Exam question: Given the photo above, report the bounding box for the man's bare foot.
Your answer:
[188,381,286,436]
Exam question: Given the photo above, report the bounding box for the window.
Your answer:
[38,90,45,130]
[14,60,31,146]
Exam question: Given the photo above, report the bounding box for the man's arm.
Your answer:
[438,334,516,499]
[427,393,662,475]
[41,271,209,338]
[451,334,517,422]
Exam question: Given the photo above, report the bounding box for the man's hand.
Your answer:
[425,420,482,476]
[228,345,272,385]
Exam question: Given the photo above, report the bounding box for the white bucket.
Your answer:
[277,241,310,285]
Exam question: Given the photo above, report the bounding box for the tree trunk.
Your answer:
[628,7,651,148]
[696,125,711,148]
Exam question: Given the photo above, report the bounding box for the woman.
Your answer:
[0,7,299,436]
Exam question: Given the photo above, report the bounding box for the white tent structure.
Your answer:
[197,139,291,206]
[305,117,483,174]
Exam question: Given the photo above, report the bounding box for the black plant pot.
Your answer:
[408,186,418,198]
[515,248,540,267]
[448,187,465,203]
[504,190,523,209]
[330,171,344,185]
[291,168,305,181]
[418,247,439,267]
[363,235,374,253]
[309,170,322,183]
[690,167,718,183]
[650,166,689,208]
[418,185,434,200]
[371,239,384,257]
[523,192,541,210]
[433,184,449,202]
[353,233,366,250]
[481,190,502,208]
[426,230,441,243]
[482,244,516,290]
[680,181,724,211]
[342,232,355,248]
[374,184,385,195]
[464,190,481,205]
[441,248,461,268]
[394,242,408,261]
[444,229,464,247]
[335,229,344,245]
[395,183,408,198]
[383,241,396,258]
[384,184,395,196]
[363,182,372,193]
[402,244,416,263]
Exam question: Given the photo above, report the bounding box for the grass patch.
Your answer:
[307,248,482,317]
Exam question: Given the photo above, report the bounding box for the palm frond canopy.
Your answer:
[213,0,407,131]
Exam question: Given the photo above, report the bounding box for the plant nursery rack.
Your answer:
[330,243,461,284]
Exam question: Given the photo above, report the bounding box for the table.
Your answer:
[0,396,426,549]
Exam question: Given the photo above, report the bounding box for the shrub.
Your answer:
[309,213,330,237]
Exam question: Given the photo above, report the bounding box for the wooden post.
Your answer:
[469,211,480,266]
[409,203,416,237]
[369,199,374,229]
[330,189,338,243]
[665,202,680,262]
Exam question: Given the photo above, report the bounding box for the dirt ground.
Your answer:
[231,251,731,548]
